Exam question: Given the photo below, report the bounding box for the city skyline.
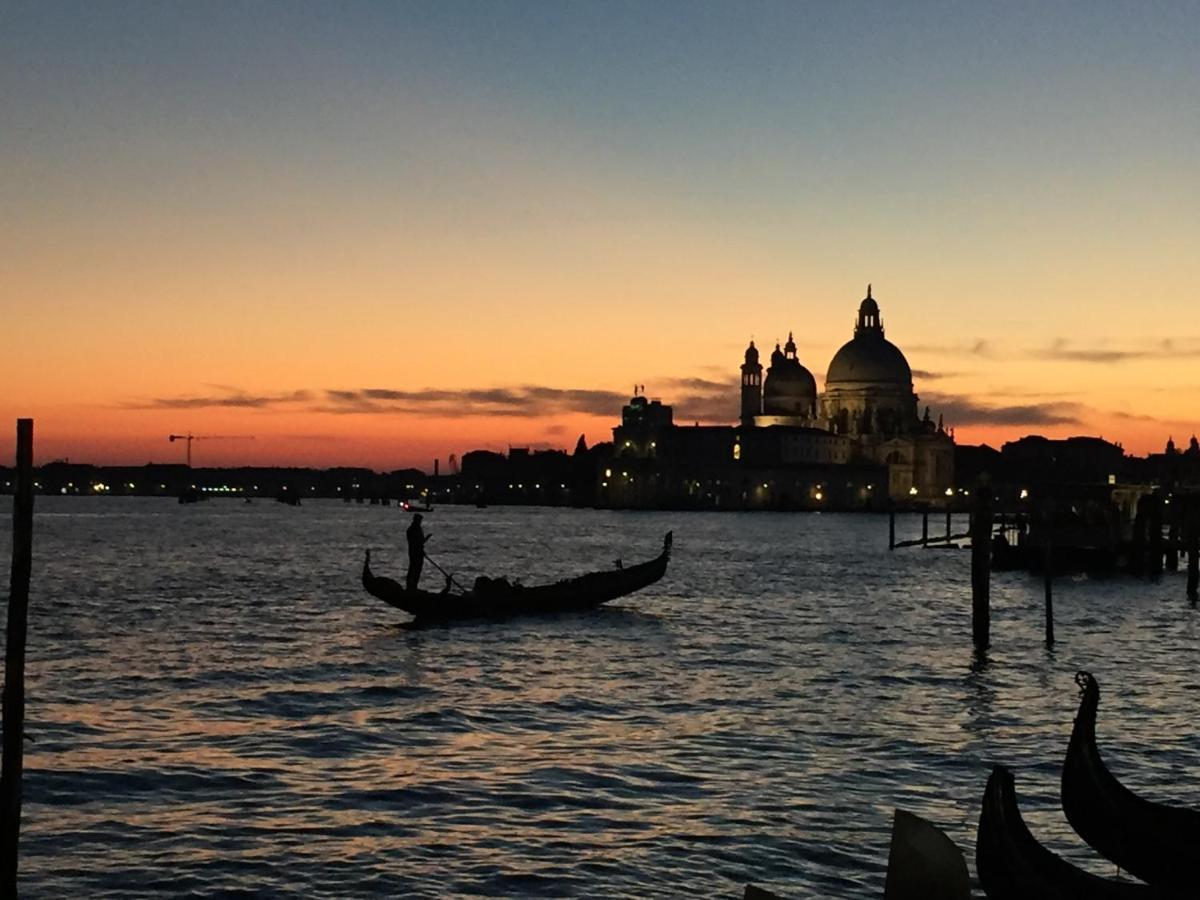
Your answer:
[4,2,1198,468]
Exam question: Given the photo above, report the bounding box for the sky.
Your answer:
[3,1,1198,469]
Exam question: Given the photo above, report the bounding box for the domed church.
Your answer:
[738,286,954,499]
[607,286,954,509]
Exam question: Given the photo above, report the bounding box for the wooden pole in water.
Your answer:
[921,509,929,545]
[1,419,34,894]
[945,507,952,543]
[1148,493,1164,579]
[970,478,992,650]
[1042,501,1055,647]
[1166,502,1179,572]
[1187,497,1199,604]
[889,509,896,551]
[1129,496,1148,576]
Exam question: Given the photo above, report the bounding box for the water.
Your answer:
[4,498,1198,897]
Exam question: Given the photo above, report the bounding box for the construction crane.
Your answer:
[168,433,254,467]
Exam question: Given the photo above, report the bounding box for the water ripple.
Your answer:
[5,499,1199,897]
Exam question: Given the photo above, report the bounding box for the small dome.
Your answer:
[744,340,759,364]
[770,342,785,366]
[763,356,817,415]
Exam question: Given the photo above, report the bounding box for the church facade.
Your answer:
[602,288,955,509]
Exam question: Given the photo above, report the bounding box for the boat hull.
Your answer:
[977,765,1161,899]
[1061,671,1200,892]
[362,532,671,621]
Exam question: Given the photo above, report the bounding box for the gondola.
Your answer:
[1061,671,1200,892]
[884,808,969,899]
[976,765,1166,899]
[361,532,672,621]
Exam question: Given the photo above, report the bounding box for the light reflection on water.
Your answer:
[5,498,1199,897]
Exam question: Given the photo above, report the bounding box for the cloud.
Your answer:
[318,385,629,417]
[911,369,958,381]
[1109,410,1199,430]
[661,376,737,393]
[318,377,743,423]
[922,392,1084,426]
[124,389,312,410]
[1036,337,1200,364]
[906,339,996,358]
[674,392,738,422]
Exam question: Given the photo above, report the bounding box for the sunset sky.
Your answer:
[4,2,1198,469]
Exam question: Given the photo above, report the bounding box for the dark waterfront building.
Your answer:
[599,287,955,510]
[460,440,606,507]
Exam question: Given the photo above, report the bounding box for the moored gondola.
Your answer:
[1061,671,1200,892]
[977,765,1165,899]
[362,532,672,621]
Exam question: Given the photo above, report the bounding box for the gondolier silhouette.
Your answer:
[406,513,429,592]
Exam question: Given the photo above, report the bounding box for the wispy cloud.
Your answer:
[922,392,1084,427]
[911,369,959,381]
[1110,410,1199,431]
[907,339,996,359]
[1035,337,1200,364]
[123,389,313,410]
[661,376,736,393]
[317,377,742,422]
[318,385,629,417]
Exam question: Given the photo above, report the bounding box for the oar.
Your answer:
[423,551,465,594]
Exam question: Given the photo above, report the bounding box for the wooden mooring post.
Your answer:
[1042,502,1055,647]
[889,509,896,551]
[1166,505,1179,572]
[970,479,992,650]
[1148,493,1164,580]
[1,419,34,894]
[1187,496,1199,604]
[1129,495,1148,576]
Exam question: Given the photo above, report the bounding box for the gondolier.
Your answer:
[406,513,429,592]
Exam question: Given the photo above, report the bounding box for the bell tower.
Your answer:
[855,284,884,336]
[740,340,762,425]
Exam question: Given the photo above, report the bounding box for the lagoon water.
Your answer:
[5,498,1199,897]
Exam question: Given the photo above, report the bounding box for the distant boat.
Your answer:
[275,493,301,506]
[178,488,204,504]
[1062,671,1200,892]
[401,499,433,513]
[361,532,672,622]
[976,765,1158,899]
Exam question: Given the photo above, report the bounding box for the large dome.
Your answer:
[825,335,912,385]
[825,288,912,386]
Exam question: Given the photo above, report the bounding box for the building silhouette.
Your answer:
[601,287,955,509]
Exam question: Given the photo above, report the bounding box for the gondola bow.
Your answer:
[977,765,1165,899]
[1061,670,1200,892]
